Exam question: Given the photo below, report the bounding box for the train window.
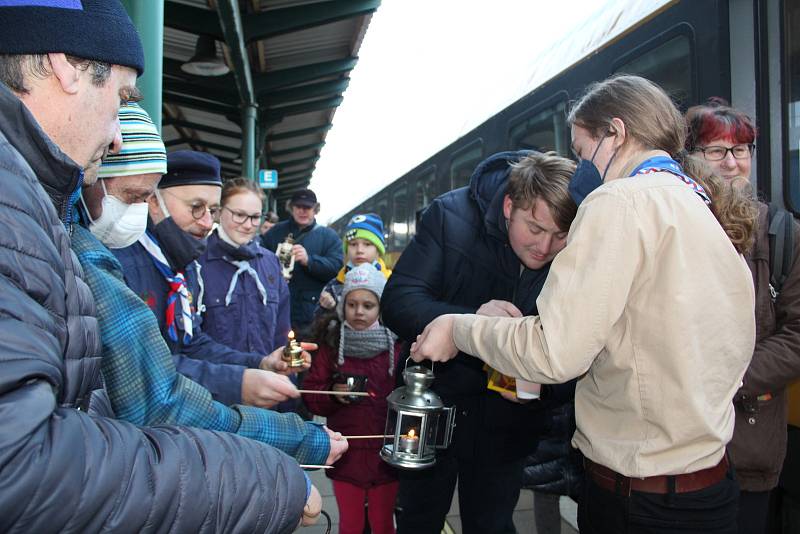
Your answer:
[614,34,693,109]
[374,194,389,238]
[786,1,800,213]
[509,99,569,155]
[450,140,483,190]
[415,168,437,211]
[392,185,410,249]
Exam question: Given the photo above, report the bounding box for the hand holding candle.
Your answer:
[275,330,313,371]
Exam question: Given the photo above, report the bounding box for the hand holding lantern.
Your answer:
[276,233,296,280]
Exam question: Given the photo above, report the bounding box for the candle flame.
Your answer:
[407,428,416,439]
[287,330,295,340]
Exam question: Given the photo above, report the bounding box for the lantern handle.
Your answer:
[404,356,434,373]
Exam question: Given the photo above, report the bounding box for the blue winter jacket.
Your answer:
[262,218,343,331]
[382,151,569,464]
[114,239,265,406]
[0,81,308,533]
[199,231,291,355]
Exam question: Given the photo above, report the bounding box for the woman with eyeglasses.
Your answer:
[686,98,800,534]
[198,178,295,377]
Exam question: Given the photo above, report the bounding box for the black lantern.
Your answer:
[380,365,455,470]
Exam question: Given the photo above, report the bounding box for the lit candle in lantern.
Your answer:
[282,330,305,368]
[399,428,420,454]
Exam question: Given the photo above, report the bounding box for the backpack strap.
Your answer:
[767,203,795,300]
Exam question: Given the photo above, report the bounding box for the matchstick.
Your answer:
[297,389,372,397]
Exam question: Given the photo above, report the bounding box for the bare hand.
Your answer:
[241,369,299,408]
[410,314,459,363]
[477,299,522,318]
[292,244,309,266]
[300,484,322,527]
[324,426,348,465]
[319,290,336,310]
[261,343,315,374]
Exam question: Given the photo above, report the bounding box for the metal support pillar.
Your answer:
[243,103,258,180]
[121,0,164,132]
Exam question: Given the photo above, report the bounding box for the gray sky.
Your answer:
[309,0,636,224]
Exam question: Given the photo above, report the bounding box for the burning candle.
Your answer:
[399,428,420,454]
[282,330,305,368]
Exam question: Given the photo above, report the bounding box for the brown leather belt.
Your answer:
[584,455,729,496]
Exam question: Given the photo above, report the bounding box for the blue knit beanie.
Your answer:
[0,0,145,76]
[344,213,386,256]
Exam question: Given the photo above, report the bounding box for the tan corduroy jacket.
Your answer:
[452,170,756,478]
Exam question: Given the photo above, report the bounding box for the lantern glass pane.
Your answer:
[424,411,440,448]
[396,413,424,456]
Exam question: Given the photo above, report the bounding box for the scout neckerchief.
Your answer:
[630,155,711,205]
[215,228,268,307]
[139,231,193,343]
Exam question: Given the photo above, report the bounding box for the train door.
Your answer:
[779,1,800,530]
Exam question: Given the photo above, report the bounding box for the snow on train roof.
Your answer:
[463,0,675,137]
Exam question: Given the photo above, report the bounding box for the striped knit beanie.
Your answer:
[344,213,386,256]
[97,103,167,179]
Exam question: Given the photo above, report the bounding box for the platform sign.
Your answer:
[258,169,278,189]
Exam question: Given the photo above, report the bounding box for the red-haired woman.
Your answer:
[686,98,800,534]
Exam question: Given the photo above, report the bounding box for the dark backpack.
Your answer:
[767,203,796,300]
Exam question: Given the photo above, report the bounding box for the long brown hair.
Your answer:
[569,75,756,254]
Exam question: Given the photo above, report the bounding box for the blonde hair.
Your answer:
[507,152,577,231]
[570,75,756,254]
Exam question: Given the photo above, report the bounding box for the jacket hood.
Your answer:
[468,150,537,240]
[0,82,83,224]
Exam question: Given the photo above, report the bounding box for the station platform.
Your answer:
[297,467,579,534]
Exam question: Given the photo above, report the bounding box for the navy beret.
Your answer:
[0,0,145,76]
[160,150,222,189]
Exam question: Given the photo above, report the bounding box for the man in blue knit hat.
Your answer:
[0,2,322,530]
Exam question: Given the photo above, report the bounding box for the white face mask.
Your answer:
[82,181,149,249]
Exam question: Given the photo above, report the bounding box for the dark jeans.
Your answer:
[738,490,770,534]
[396,450,524,534]
[578,470,739,534]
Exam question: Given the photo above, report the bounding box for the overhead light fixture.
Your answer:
[181,35,230,77]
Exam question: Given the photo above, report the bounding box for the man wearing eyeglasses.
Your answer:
[113,151,302,409]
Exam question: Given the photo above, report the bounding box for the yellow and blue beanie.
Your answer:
[98,103,167,179]
[344,213,386,256]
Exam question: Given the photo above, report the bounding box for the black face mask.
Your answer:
[568,134,617,206]
[150,216,207,271]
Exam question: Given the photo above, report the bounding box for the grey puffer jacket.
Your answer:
[0,82,308,533]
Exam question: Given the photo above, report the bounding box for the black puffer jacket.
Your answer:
[0,82,307,533]
[521,387,583,498]
[382,151,552,463]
